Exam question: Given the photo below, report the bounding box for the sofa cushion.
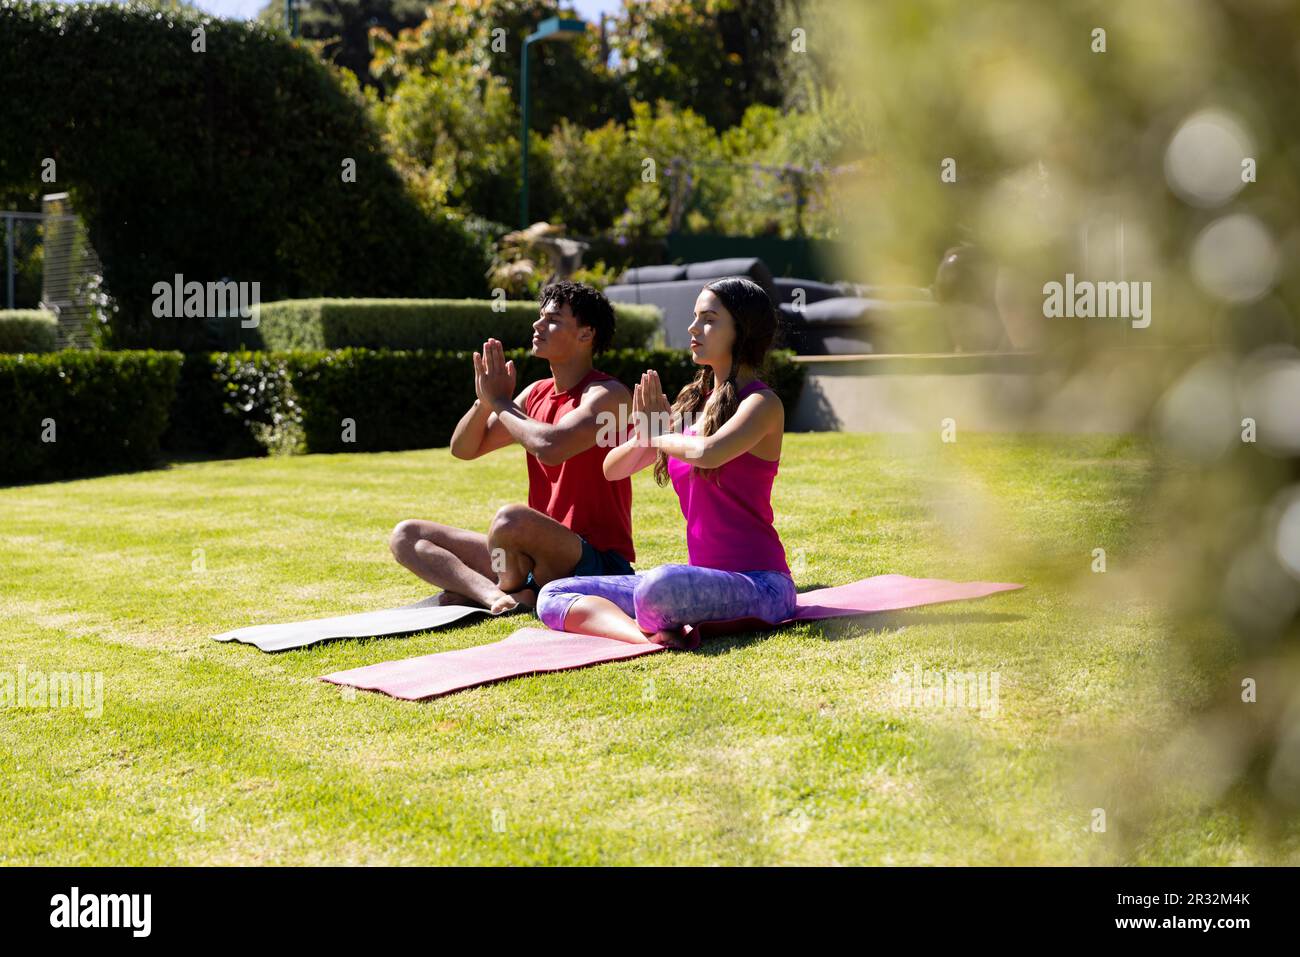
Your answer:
[802,297,876,323]
[684,258,774,289]
[835,282,933,302]
[606,280,710,349]
[799,298,951,354]
[618,264,688,284]
[772,278,842,306]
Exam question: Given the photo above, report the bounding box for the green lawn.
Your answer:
[1,433,1293,865]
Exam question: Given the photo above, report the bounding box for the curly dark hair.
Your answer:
[539,280,616,354]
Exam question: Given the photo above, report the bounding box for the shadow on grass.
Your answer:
[691,609,1027,656]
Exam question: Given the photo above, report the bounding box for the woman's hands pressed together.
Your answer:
[632,370,673,447]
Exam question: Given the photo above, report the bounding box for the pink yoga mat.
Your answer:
[688,573,1024,639]
[321,628,663,701]
[320,574,1022,701]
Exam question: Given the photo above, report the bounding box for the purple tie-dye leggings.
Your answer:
[536,563,798,634]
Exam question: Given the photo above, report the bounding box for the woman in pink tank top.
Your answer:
[536,277,798,649]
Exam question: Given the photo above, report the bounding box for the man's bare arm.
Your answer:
[490,380,630,466]
[451,381,535,460]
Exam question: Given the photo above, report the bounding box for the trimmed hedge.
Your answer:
[0,309,58,352]
[166,348,806,456]
[162,351,299,459]
[209,298,663,352]
[2,346,805,481]
[0,350,182,484]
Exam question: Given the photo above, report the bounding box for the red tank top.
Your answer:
[522,368,635,563]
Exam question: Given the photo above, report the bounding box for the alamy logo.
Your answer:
[892,664,1000,716]
[50,887,151,937]
[151,273,260,328]
[1042,273,1151,329]
[0,665,102,718]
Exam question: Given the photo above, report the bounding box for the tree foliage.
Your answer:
[0,2,487,349]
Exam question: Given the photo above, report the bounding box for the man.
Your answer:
[389,281,635,614]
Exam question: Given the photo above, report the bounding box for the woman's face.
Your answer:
[687,289,736,368]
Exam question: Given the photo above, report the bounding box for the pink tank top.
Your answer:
[666,379,789,574]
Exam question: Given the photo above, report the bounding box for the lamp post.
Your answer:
[285,0,304,38]
[519,16,587,228]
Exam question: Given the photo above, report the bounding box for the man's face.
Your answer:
[532,300,592,360]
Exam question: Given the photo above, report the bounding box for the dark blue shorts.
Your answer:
[524,537,633,592]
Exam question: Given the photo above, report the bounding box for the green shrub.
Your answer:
[0,4,488,351]
[162,352,299,459]
[0,309,57,353]
[4,346,802,475]
[165,347,805,456]
[286,348,470,453]
[164,348,488,457]
[0,350,181,484]
[288,346,806,453]
[211,298,662,352]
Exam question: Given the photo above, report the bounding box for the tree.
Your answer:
[614,0,788,131]
[371,0,628,129]
[0,4,487,349]
[545,120,641,235]
[380,51,523,225]
[255,0,429,91]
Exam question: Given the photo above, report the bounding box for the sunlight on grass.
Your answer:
[2,433,1294,864]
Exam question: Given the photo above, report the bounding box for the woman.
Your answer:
[535,276,797,648]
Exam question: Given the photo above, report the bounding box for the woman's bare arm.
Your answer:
[603,371,666,480]
[652,391,783,470]
[603,435,657,480]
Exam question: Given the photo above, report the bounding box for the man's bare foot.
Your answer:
[433,590,482,608]
[488,587,537,615]
[508,587,537,609]
[488,592,516,615]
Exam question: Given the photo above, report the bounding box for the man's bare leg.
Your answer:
[388,519,516,608]
[486,504,585,613]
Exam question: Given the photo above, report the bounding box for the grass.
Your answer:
[1,432,1294,865]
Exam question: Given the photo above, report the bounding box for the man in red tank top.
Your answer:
[388,281,635,614]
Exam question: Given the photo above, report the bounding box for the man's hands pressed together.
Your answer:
[474,338,517,409]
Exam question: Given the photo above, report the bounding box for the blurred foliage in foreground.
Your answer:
[824,0,1300,859]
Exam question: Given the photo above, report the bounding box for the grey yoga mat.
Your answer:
[212,594,504,652]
